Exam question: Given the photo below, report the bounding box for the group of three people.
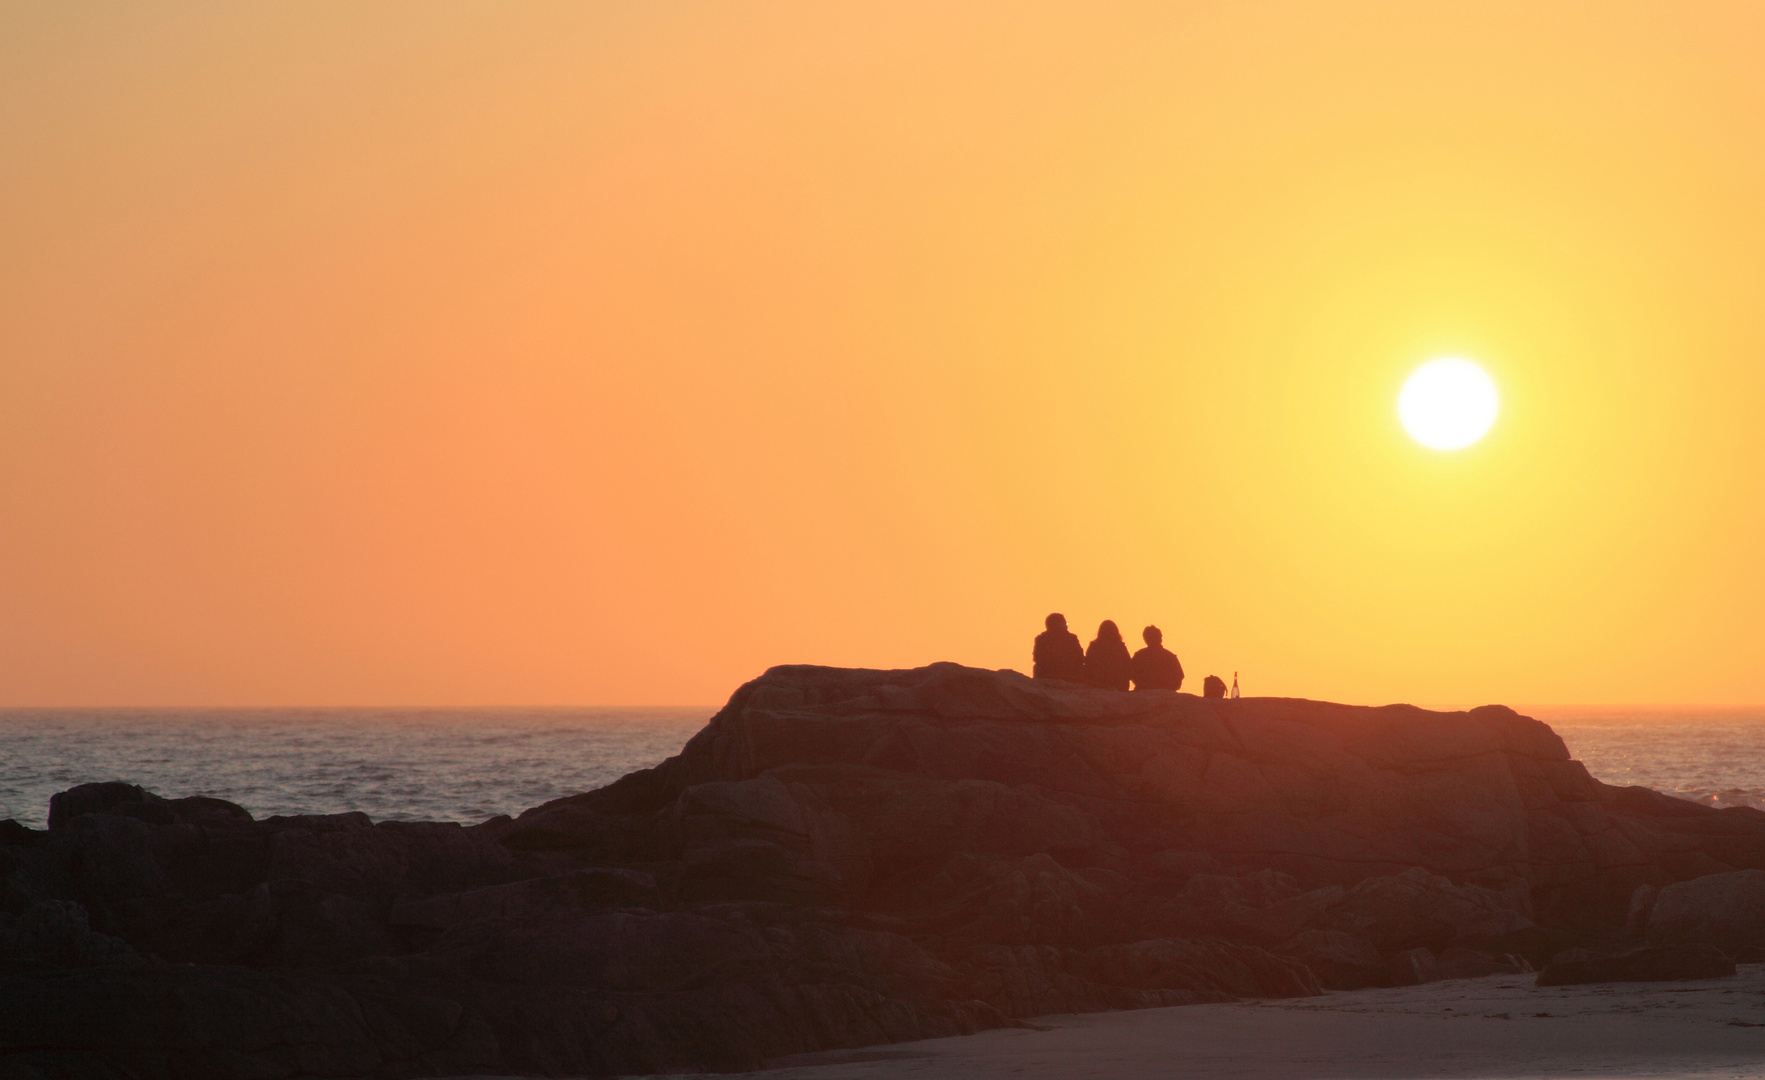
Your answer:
[1031,612,1184,692]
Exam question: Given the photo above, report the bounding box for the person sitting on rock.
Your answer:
[1032,613,1086,682]
[1130,625,1184,692]
[1084,620,1133,691]
[1202,674,1227,699]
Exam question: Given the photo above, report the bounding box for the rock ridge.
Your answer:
[5,662,1765,1077]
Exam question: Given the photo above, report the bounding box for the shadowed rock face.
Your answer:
[1535,944,1737,986]
[5,663,1765,1078]
[1644,869,1765,953]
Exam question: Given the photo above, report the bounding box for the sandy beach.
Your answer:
[714,967,1765,1080]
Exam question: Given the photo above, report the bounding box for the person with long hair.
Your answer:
[1084,620,1132,691]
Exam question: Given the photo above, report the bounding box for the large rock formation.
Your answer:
[5,663,1765,1078]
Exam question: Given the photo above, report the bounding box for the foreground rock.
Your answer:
[5,663,1765,1077]
[1535,944,1736,986]
[1643,869,1765,953]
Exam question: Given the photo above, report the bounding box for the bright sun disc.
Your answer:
[1398,358,1498,450]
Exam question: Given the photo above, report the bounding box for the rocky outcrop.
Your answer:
[6,662,1765,1077]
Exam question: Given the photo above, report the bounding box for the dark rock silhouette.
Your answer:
[1129,625,1183,691]
[1384,945,1442,986]
[1083,620,1132,691]
[1203,674,1227,699]
[1535,944,1735,985]
[7,662,1765,1075]
[1435,944,1531,979]
[1031,613,1085,682]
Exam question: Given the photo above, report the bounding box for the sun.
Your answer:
[1398,358,1499,451]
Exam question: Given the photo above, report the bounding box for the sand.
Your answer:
[708,966,1765,1080]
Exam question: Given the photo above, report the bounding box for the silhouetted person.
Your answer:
[1084,620,1133,691]
[1032,613,1085,682]
[1203,674,1227,699]
[1130,625,1184,691]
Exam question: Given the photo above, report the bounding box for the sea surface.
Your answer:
[0,707,711,829]
[1,705,1762,829]
[1530,706,1765,813]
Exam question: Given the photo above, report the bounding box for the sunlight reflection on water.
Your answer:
[1536,706,1765,812]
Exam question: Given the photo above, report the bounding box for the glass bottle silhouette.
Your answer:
[1230,672,1240,700]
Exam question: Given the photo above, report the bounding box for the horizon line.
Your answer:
[4,700,1765,712]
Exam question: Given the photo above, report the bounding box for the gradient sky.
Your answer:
[3,2,1762,707]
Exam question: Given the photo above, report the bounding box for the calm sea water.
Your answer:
[0,708,712,830]
[1,705,1761,830]
[1533,706,1765,813]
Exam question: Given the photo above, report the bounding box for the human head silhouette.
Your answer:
[1143,625,1163,647]
[1097,620,1122,642]
[1045,613,1067,633]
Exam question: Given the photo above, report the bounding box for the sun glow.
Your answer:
[3,4,1764,707]
[1398,358,1499,451]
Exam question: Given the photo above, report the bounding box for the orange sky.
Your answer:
[2,2,1762,707]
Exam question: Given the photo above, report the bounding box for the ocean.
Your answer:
[0,707,711,830]
[1,704,1761,830]
[1531,706,1765,812]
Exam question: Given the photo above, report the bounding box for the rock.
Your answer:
[1535,944,1736,985]
[0,901,144,969]
[1455,925,1584,970]
[47,782,165,830]
[1222,886,1344,946]
[190,879,396,968]
[0,821,45,849]
[1278,930,1388,990]
[390,869,661,933]
[1645,869,1765,953]
[47,782,252,831]
[1307,868,1533,954]
[0,965,481,1079]
[1625,883,1658,938]
[262,816,518,899]
[1385,946,1441,986]
[50,813,177,912]
[11,663,1765,1077]
[1436,946,1530,979]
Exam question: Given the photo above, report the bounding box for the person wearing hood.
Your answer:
[1084,620,1133,691]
